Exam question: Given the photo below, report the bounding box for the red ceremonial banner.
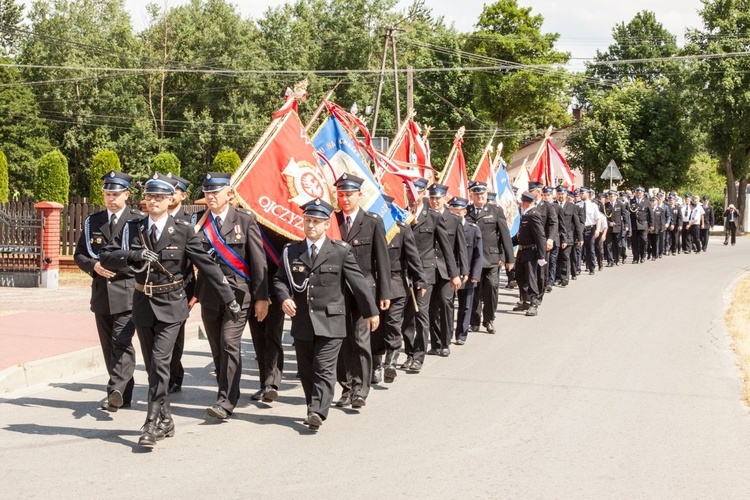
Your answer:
[232,104,340,241]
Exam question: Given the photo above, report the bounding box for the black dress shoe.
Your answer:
[427,348,440,356]
[305,412,323,430]
[108,390,123,410]
[589,270,595,275]
[525,306,538,317]
[168,383,182,394]
[439,348,450,357]
[561,280,569,287]
[483,322,495,334]
[571,275,577,280]
[250,388,265,401]
[456,339,466,345]
[545,286,553,293]
[262,386,278,403]
[351,395,366,409]
[207,404,229,420]
[408,360,423,372]
[399,356,413,370]
[469,325,479,332]
[513,303,529,312]
[335,396,352,408]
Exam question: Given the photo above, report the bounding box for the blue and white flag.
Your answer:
[313,114,399,241]
[495,157,520,237]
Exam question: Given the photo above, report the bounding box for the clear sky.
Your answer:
[124,0,705,71]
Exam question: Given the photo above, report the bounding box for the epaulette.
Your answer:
[396,221,407,228]
[236,207,253,216]
[364,211,380,220]
[284,242,292,248]
[468,221,477,227]
[174,218,191,226]
[130,208,146,217]
[333,240,350,249]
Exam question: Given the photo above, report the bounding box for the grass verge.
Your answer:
[726,272,750,406]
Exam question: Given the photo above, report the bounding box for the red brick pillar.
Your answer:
[35,201,63,289]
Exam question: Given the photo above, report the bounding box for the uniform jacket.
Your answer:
[649,206,666,233]
[724,208,738,229]
[512,207,547,264]
[536,199,560,245]
[605,200,628,234]
[386,222,427,299]
[461,219,483,287]
[703,204,715,228]
[193,206,268,311]
[335,209,391,301]
[669,205,682,229]
[74,207,144,315]
[660,202,672,228]
[100,215,235,326]
[556,200,583,245]
[629,197,653,231]
[438,209,469,278]
[273,238,378,341]
[410,201,458,284]
[466,203,515,267]
[171,205,196,300]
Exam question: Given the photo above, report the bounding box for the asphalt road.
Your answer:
[2,236,750,498]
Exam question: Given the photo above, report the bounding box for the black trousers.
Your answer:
[202,305,249,413]
[595,236,604,269]
[247,299,285,390]
[619,233,628,261]
[295,336,343,420]
[690,225,702,252]
[547,246,559,285]
[658,230,667,256]
[135,320,182,404]
[556,244,573,281]
[700,228,710,251]
[337,301,372,399]
[647,233,659,259]
[632,229,648,262]
[95,312,136,404]
[168,321,185,388]
[583,226,596,271]
[726,225,737,245]
[668,227,680,254]
[605,231,620,264]
[373,294,407,358]
[403,282,432,363]
[517,259,540,306]
[471,266,498,326]
[429,277,455,351]
[456,285,475,341]
[681,223,692,252]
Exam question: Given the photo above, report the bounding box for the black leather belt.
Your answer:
[518,244,535,250]
[136,280,184,296]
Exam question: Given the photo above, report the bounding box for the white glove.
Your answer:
[537,259,547,267]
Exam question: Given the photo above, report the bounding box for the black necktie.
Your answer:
[215,216,223,232]
[149,224,158,249]
[109,213,117,233]
[310,243,318,264]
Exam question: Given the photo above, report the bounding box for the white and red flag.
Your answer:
[528,127,576,187]
[438,127,468,199]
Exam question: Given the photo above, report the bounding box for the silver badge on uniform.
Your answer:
[167,226,175,235]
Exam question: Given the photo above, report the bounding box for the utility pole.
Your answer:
[406,65,414,116]
[391,31,401,130]
[371,26,392,137]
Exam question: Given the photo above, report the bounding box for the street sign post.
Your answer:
[600,159,623,190]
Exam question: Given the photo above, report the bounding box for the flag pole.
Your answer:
[303,80,342,133]
[528,126,553,186]
[385,108,417,158]
[437,126,465,184]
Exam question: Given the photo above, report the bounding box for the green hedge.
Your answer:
[89,150,121,204]
[212,149,241,174]
[152,152,180,176]
[34,150,68,204]
[0,151,8,203]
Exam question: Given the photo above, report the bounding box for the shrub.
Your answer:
[152,152,180,176]
[34,150,68,204]
[212,149,241,174]
[89,150,121,204]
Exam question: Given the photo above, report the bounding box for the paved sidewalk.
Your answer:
[0,285,204,392]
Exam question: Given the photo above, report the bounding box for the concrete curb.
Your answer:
[0,321,204,395]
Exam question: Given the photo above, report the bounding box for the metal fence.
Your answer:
[0,202,44,287]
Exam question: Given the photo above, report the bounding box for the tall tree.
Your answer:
[684,0,750,230]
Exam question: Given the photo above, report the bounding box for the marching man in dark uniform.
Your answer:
[274,199,379,430]
[604,190,628,266]
[166,172,193,394]
[192,172,269,420]
[333,174,390,409]
[402,179,458,372]
[372,195,426,384]
[512,191,547,316]
[427,183,467,357]
[554,187,582,287]
[74,170,144,412]
[629,187,652,263]
[448,197,482,345]
[529,182,558,295]
[667,195,682,255]
[647,195,665,260]
[467,181,514,334]
[700,196,714,252]
[100,173,240,447]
